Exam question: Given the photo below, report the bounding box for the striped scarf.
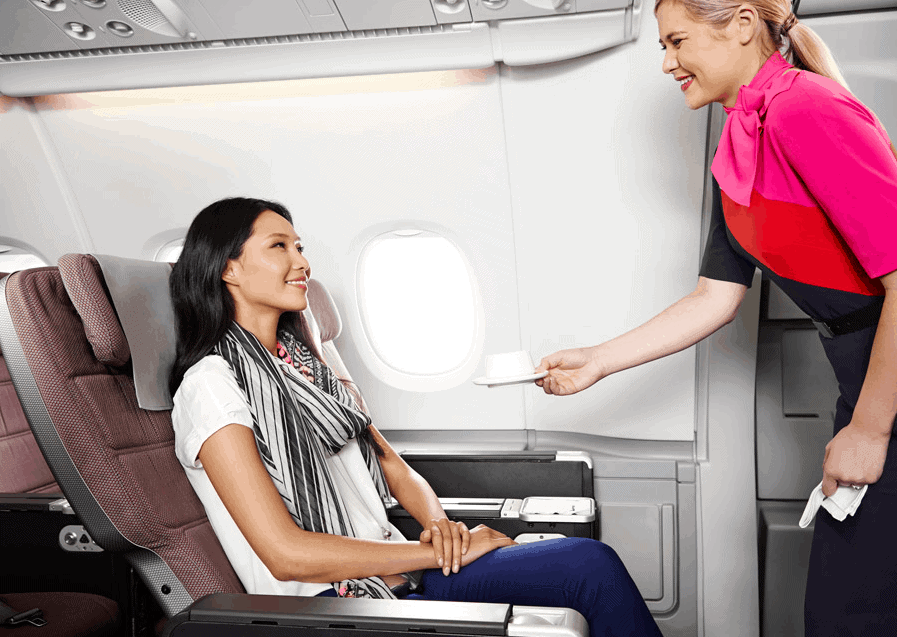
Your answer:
[215,322,395,599]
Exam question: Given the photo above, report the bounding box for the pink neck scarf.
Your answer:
[711,52,799,206]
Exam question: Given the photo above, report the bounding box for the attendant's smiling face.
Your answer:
[223,210,310,319]
[657,2,747,109]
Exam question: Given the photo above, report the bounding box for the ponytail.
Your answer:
[785,21,848,89]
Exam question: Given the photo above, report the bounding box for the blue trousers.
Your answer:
[321,537,661,637]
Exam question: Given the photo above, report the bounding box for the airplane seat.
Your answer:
[51,255,243,597]
[0,261,242,631]
[0,271,123,637]
[0,257,589,637]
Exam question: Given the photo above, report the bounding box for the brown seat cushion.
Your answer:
[0,592,119,637]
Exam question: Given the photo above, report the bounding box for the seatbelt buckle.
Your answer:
[6,608,46,627]
[812,319,835,339]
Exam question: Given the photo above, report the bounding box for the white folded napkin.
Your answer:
[799,481,868,528]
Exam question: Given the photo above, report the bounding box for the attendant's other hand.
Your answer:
[420,518,470,576]
[459,525,516,567]
[821,422,891,497]
[535,347,606,395]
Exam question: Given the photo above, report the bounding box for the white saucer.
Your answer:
[473,370,548,386]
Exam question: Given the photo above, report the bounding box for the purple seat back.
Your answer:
[0,353,60,495]
[0,279,60,494]
[0,259,243,617]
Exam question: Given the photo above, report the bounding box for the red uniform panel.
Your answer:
[721,189,884,296]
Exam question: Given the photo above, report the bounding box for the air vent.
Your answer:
[117,0,178,37]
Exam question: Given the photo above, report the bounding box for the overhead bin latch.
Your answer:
[626,0,644,40]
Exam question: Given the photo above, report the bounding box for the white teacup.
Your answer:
[485,351,536,380]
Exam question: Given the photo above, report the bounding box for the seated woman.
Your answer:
[168,197,662,637]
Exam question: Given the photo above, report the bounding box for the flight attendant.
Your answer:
[536,1,897,634]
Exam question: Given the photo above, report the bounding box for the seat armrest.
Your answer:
[162,592,511,636]
[0,493,71,513]
[161,593,589,637]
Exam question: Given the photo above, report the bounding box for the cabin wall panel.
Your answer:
[501,4,706,441]
[20,70,527,433]
[263,70,527,430]
[32,100,280,258]
[0,97,93,263]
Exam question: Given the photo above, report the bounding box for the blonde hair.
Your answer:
[654,0,849,89]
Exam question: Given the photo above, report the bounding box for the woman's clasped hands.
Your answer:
[419,518,516,576]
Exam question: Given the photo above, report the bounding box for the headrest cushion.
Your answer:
[307,278,342,342]
[59,254,175,411]
[57,254,130,368]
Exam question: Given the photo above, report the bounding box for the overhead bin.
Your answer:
[0,0,644,96]
[796,0,897,15]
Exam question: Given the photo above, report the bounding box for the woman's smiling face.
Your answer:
[224,209,310,321]
[657,2,747,109]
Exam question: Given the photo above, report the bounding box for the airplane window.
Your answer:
[154,239,184,263]
[358,230,477,376]
[0,244,48,271]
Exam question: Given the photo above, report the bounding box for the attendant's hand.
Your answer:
[420,518,470,576]
[459,525,516,567]
[535,347,606,395]
[821,422,891,497]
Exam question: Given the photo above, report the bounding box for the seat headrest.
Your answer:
[306,278,342,342]
[59,254,175,411]
[57,255,131,368]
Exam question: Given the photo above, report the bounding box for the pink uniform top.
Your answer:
[710,52,897,289]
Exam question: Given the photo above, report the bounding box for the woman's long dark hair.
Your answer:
[168,197,321,395]
[168,196,383,455]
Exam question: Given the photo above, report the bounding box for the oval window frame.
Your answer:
[351,224,485,392]
[144,228,188,263]
[0,240,49,272]
[154,239,185,263]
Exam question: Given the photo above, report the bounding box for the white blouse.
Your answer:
[171,354,406,597]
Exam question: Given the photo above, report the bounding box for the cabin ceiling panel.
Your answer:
[0,0,642,96]
[28,67,525,432]
[500,4,705,441]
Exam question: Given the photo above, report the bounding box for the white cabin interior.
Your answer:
[2,1,895,635]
